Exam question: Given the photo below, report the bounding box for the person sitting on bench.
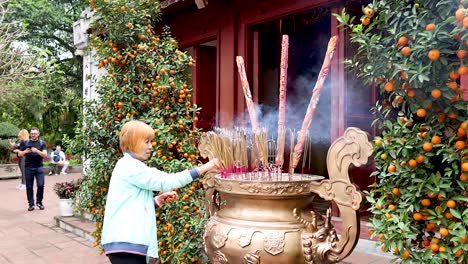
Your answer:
[49,145,69,175]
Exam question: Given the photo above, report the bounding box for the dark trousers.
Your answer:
[50,163,59,174]
[108,253,147,264]
[18,157,26,185]
[108,253,161,264]
[25,167,45,206]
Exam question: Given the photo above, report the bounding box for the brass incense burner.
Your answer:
[199,127,373,263]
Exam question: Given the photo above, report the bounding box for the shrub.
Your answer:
[78,0,204,261]
[0,122,20,163]
[62,112,86,160]
[335,1,467,263]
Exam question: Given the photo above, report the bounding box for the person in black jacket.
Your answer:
[18,127,48,211]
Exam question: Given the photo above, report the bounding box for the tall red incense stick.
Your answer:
[236,56,260,131]
[292,36,339,170]
[276,35,289,167]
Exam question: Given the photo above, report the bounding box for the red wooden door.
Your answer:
[194,44,217,132]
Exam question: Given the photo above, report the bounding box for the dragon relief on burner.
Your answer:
[294,208,340,264]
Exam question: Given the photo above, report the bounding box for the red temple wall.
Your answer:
[163,0,377,229]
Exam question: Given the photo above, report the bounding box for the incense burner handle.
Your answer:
[300,127,373,263]
[201,172,220,217]
[198,135,222,217]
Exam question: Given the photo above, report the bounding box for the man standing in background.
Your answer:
[18,127,48,211]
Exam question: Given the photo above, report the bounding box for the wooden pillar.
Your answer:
[330,6,346,217]
[252,31,259,104]
[219,22,236,127]
[330,6,346,143]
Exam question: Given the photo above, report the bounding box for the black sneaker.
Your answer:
[36,203,45,210]
[28,206,34,211]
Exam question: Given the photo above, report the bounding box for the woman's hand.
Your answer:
[155,191,178,207]
[208,158,221,171]
[196,158,221,175]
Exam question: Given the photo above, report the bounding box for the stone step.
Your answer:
[54,215,95,243]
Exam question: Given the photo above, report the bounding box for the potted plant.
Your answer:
[54,179,80,216]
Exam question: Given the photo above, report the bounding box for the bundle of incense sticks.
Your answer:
[254,128,269,166]
[292,36,339,169]
[234,128,248,168]
[276,35,289,167]
[199,127,319,181]
[200,128,271,178]
[205,131,228,169]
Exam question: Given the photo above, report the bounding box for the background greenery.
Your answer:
[0,0,87,148]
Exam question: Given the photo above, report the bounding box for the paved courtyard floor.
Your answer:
[0,173,109,264]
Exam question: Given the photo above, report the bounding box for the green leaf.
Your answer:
[418,74,430,83]
[450,208,462,219]
[452,196,468,202]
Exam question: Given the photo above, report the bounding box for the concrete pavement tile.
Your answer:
[30,246,64,261]
[0,254,11,264]
[37,253,73,264]
[63,246,103,260]
[0,253,11,263]
[0,227,31,238]
[67,256,110,264]
[41,222,56,228]
[25,241,55,251]
[51,227,66,233]
[54,240,83,249]
[85,255,111,264]
[10,256,47,264]
[0,243,25,251]
[340,252,393,264]
[45,234,74,244]
[61,245,91,254]
[20,222,56,236]
[0,246,29,255]
[6,238,53,251]
[73,236,88,243]
[1,251,37,263]
[64,232,79,238]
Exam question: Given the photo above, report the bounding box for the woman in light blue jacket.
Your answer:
[101,120,219,264]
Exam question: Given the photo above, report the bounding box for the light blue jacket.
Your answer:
[101,153,199,259]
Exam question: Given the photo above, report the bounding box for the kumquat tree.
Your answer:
[76,0,205,263]
[335,0,468,263]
